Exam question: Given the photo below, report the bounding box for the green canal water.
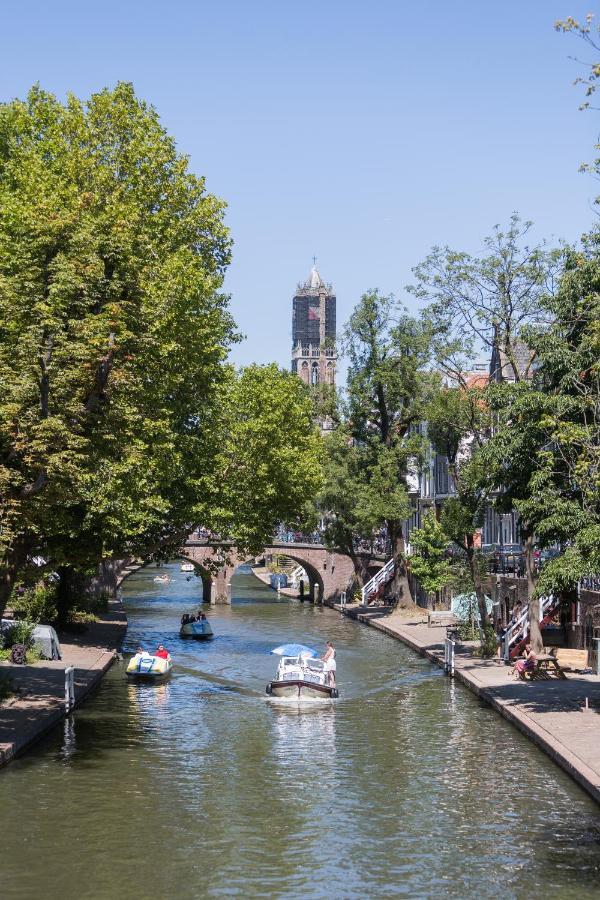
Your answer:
[1,563,600,899]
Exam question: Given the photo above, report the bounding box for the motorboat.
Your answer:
[266,655,338,700]
[153,574,171,584]
[180,617,213,639]
[181,562,194,572]
[126,651,172,679]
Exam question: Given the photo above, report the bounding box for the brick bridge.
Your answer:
[175,540,384,604]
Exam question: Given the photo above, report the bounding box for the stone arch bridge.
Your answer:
[118,537,384,603]
[176,540,384,605]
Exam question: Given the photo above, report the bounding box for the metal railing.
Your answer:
[361,558,395,605]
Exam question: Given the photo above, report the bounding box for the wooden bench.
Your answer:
[515,654,567,681]
[428,610,458,628]
[552,648,589,672]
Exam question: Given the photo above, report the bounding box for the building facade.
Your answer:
[291,265,337,388]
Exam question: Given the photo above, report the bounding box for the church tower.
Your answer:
[291,264,337,388]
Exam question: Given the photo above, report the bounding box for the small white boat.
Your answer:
[181,562,194,572]
[153,574,171,584]
[126,652,172,679]
[180,618,213,639]
[266,656,338,700]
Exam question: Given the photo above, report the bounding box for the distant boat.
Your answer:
[181,562,194,572]
[180,618,213,640]
[153,574,171,584]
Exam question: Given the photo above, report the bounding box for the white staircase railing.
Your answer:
[503,594,555,662]
[289,565,306,587]
[361,558,395,605]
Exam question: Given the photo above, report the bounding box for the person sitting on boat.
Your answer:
[155,644,170,659]
[181,614,189,625]
[197,612,207,621]
[322,641,336,687]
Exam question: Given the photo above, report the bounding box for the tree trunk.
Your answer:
[524,531,542,653]
[0,537,30,619]
[389,525,414,608]
[56,565,76,628]
[466,535,489,627]
[348,548,368,588]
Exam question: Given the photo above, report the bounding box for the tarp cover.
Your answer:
[450,592,492,624]
[0,620,62,659]
[32,625,62,660]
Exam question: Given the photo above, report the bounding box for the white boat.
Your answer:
[181,562,194,572]
[180,618,213,639]
[126,652,172,679]
[266,656,338,700]
[153,574,171,584]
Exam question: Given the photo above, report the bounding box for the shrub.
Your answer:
[12,583,57,624]
[475,624,499,659]
[3,620,35,649]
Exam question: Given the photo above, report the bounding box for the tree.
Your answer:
[477,382,552,651]
[413,217,563,629]
[408,511,452,605]
[555,13,600,200]
[475,234,600,646]
[0,83,236,615]
[203,364,323,557]
[521,236,600,598]
[425,382,492,626]
[410,214,562,382]
[317,428,381,588]
[343,290,430,605]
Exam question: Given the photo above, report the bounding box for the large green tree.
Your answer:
[0,83,236,614]
[204,363,323,556]
[342,290,430,605]
[425,381,492,625]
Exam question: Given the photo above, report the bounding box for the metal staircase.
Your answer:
[361,558,395,605]
[503,595,558,661]
[289,565,306,588]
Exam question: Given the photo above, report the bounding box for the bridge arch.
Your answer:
[262,550,324,603]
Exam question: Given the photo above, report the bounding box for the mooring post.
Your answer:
[64,666,75,713]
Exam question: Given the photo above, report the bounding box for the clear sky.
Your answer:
[1,1,597,380]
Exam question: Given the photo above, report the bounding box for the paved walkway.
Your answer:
[0,599,127,766]
[334,601,600,804]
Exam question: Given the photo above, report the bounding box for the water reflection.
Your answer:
[0,563,599,900]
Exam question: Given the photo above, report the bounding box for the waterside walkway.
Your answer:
[334,601,600,804]
[0,599,126,767]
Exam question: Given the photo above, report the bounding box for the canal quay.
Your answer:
[1,564,600,900]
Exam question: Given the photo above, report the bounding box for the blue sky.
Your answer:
[1,1,597,380]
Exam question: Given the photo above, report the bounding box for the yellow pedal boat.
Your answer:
[126,652,172,679]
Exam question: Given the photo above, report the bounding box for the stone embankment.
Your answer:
[0,598,127,767]
[333,601,600,804]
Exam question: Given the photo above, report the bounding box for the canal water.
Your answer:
[1,563,600,899]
